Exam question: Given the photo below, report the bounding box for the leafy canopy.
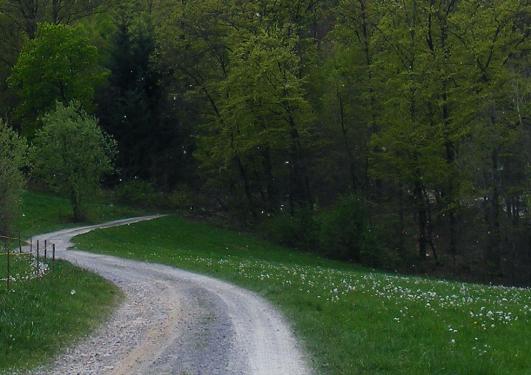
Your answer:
[9,23,107,133]
[33,102,116,221]
[0,120,28,234]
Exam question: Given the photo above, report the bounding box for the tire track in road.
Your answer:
[28,217,311,375]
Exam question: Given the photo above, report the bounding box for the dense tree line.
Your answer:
[0,0,529,285]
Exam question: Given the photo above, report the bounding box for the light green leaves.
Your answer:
[9,23,108,134]
[0,120,28,234]
[32,102,116,220]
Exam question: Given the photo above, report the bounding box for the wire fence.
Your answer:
[1,234,57,291]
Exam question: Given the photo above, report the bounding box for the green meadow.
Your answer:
[75,216,531,375]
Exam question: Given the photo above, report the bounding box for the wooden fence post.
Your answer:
[36,240,40,274]
[6,240,10,290]
[44,240,47,259]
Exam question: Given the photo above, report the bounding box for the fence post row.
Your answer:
[36,240,40,274]
[2,235,58,291]
[4,240,10,290]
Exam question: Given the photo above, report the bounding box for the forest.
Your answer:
[0,0,529,285]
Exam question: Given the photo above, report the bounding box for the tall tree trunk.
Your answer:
[337,90,357,191]
[18,0,40,38]
[439,5,459,265]
[357,0,376,192]
[261,147,277,213]
[232,139,255,218]
[423,187,438,262]
[398,183,406,256]
[51,0,61,23]
[486,147,502,274]
[70,189,83,222]
[414,180,428,259]
[287,113,312,209]
[191,73,257,218]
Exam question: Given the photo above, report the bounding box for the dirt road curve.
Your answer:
[28,217,311,375]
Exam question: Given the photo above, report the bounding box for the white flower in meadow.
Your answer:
[70,289,76,296]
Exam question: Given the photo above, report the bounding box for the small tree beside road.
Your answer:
[33,102,116,221]
[0,120,28,234]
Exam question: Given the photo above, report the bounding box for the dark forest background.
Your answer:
[0,0,529,285]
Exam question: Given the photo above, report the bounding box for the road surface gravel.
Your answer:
[27,216,311,375]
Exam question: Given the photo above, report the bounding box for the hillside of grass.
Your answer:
[0,261,120,372]
[0,191,140,373]
[16,190,143,237]
[74,215,531,375]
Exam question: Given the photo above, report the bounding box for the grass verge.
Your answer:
[0,261,120,371]
[74,215,531,375]
[0,190,139,372]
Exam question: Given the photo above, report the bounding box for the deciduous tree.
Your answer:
[9,23,107,134]
[0,119,27,234]
[33,102,115,221]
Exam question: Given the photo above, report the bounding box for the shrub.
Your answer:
[359,224,387,267]
[320,194,384,265]
[114,180,159,207]
[260,208,320,251]
[166,185,198,210]
[0,120,28,234]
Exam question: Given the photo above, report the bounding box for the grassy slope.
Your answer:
[0,191,141,372]
[0,262,119,371]
[74,216,531,375]
[17,190,142,237]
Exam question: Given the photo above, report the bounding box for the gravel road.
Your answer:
[27,217,312,375]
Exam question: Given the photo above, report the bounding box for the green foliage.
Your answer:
[8,23,107,133]
[0,120,28,234]
[220,28,314,151]
[0,0,528,282]
[114,180,158,207]
[158,1,318,214]
[95,7,183,185]
[261,196,386,267]
[33,102,116,221]
[165,186,199,210]
[320,195,384,266]
[0,0,108,38]
[114,180,205,211]
[196,25,315,210]
[261,209,320,251]
[0,1,108,124]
